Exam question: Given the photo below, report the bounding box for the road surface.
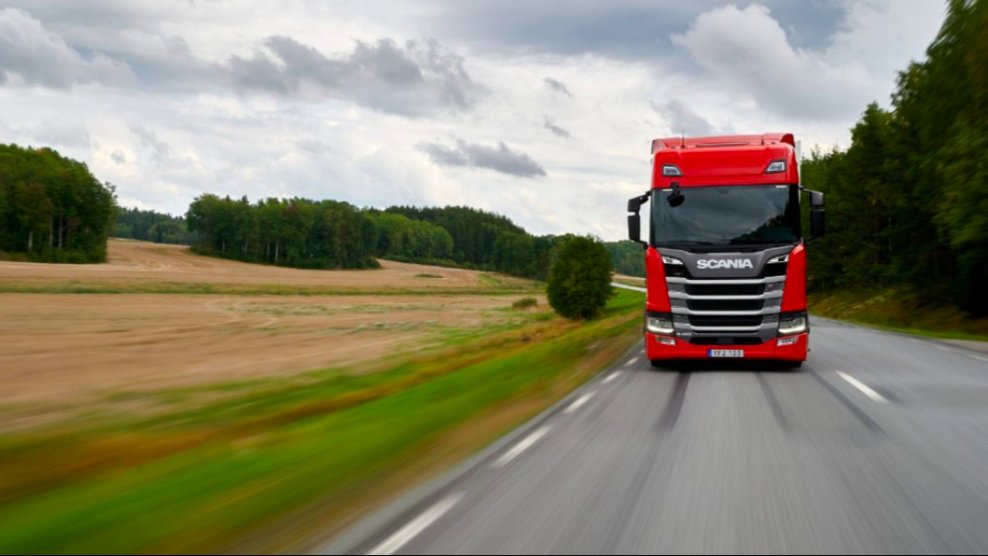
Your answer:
[325,316,988,554]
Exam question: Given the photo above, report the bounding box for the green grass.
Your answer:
[0,290,644,554]
[810,287,988,342]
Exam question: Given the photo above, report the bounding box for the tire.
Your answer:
[782,361,803,369]
[650,359,665,368]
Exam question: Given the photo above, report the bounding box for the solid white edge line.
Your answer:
[935,344,953,352]
[492,426,551,469]
[973,355,988,363]
[603,371,622,384]
[368,492,464,555]
[564,392,595,414]
[836,371,887,403]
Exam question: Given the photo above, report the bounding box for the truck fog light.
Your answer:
[646,316,674,335]
[658,336,676,346]
[777,336,798,346]
[778,315,807,335]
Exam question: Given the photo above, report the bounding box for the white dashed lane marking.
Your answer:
[564,393,595,414]
[837,371,887,403]
[368,493,464,555]
[492,426,551,469]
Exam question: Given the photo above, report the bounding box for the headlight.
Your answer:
[778,315,807,335]
[647,316,674,335]
[767,254,789,264]
[661,255,684,265]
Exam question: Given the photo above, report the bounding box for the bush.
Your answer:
[547,236,613,320]
[512,297,538,310]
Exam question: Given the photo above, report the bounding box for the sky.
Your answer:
[0,0,947,241]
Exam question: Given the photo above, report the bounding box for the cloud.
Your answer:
[227,36,478,116]
[543,116,572,139]
[419,139,547,178]
[110,149,126,164]
[670,5,873,120]
[417,0,844,58]
[544,77,572,97]
[0,8,131,88]
[654,99,716,136]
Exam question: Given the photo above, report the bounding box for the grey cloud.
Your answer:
[653,99,716,136]
[543,117,572,139]
[0,8,132,88]
[419,0,845,59]
[111,149,126,164]
[420,139,546,178]
[228,37,478,116]
[544,77,572,97]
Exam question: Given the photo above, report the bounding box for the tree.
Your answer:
[547,236,613,320]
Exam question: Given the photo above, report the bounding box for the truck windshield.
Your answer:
[651,184,799,249]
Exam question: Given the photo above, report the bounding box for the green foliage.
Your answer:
[114,207,196,244]
[0,144,116,262]
[187,195,380,269]
[547,235,614,319]
[604,240,645,277]
[804,0,988,315]
[369,212,453,261]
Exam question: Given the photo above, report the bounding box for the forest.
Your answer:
[801,0,988,316]
[115,207,197,245]
[0,144,116,263]
[185,195,565,277]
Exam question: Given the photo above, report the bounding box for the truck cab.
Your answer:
[627,133,825,366]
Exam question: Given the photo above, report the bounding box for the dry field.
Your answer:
[0,240,543,428]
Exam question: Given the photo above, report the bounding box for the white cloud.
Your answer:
[670,4,874,120]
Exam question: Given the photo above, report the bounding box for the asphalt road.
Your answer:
[326,316,988,554]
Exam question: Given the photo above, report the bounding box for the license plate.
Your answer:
[708,349,744,358]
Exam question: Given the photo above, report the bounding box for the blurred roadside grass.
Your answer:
[0,290,644,554]
[810,288,988,342]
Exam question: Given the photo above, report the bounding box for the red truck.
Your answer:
[626,133,825,367]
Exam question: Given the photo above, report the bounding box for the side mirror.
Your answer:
[810,190,825,209]
[626,190,651,248]
[628,213,642,245]
[811,208,826,238]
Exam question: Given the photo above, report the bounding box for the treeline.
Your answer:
[802,0,988,315]
[115,207,197,245]
[0,144,116,263]
[187,195,380,269]
[605,240,646,277]
[186,195,573,278]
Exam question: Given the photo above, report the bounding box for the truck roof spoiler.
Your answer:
[652,133,795,154]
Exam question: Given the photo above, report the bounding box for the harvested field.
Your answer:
[0,239,534,294]
[0,241,545,428]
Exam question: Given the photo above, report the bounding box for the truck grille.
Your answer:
[685,283,765,296]
[687,299,764,312]
[689,337,764,346]
[688,315,763,328]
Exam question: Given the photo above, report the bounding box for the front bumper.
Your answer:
[645,331,808,362]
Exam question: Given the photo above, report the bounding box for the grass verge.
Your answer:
[0,290,644,554]
[810,287,988,342]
